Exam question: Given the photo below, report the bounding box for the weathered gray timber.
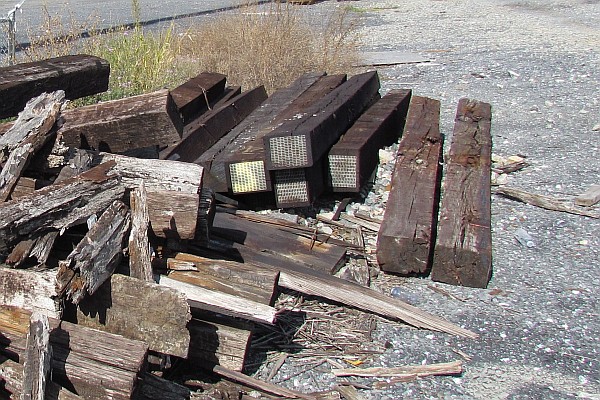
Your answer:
[128,183,153,282]
[160,85,268,163]
[264,71,380,170]
[0,55,109,119]
[73,274,190,358]
[0,268,59,319]
[58,89,184,152]
[170,72,227,123]
[56,201,131,304]
[328,89,412,192]
[146,190,199,240]
[197,72,324,193]
[0,162,125,254]
[21,311,51,400]
[376,96,443,275]
[91,152,203,193]
[431,99,493,288]
[225,74,346,195]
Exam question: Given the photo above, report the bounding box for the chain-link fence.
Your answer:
[1,1,25,66]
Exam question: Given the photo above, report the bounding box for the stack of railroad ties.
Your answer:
[0,55,491,399]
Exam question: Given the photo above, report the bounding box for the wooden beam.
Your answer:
[146,190,199,240]
[264,71,380,170]
[170,71,226,123]
[431,99,493,288]
[0,55,109,119]
[21,311,51,400]
[376,96,443,275]
[56,200,131,304]
[0,268,59,319]
[128,183,153,282]
[197,72,324,193]
[72,274,190,358]
[161,85,268,163]
[58,89,184,153]
[328,89,412,192]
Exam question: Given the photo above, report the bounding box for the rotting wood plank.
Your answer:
[128,183,153,282]
[58,89,184,152]
[328,89,412,192]
[56,200,131,304]
[156,275,277,325]
[264,71,380,170]
[196,72,325,193]
[376,96,443,275]
[70,274,190,358]
[0,55,109,119]
[90,152,203,193]
[0,267,59,319]
[0,162,125,254]
[431,98,493,288]
[9,177,47,199]
[170,72,226,123]
[209,210,347,275]
[6,231,59,268]
[224,74,346,195]
[160,85,268,163]
[21,311,51,400]
[146,190,199,240]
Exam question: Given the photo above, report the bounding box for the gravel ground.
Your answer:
[250,0,600,399]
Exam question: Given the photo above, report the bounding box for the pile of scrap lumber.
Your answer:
[0,54,492,399]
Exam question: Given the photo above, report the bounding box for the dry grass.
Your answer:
[178,3,361,94]
[18,1,361,100]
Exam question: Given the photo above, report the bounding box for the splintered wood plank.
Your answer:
[58,89,184,152]
[90,151,203,193]
[0,268,59,318]
[328,89,412,192]
[431,99,493,288]
[156,275,277,325]
[209,210,347,275]
[0,55,109,119]
[161,85,268,163]
[128,183,153,282]
[72,274,190,358]
[21,311,51,400]
[6,231,59,268]
[167,253,278,305]
[9,177,47,199]
[376,96,443,275]
[224,74,346,195]
[146,190,199,240]
[0,162,125,253]
[264,71,380,170]
[188,316,253,372]
[197,72,324,193]
[56,201,131,304]
[170,71,226,123]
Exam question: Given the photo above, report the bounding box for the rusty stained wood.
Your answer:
[0,55,109,119]
[197,72,324,193]
[264,71,381,170]
[328,89,412,192]
[431,98,493,289]
[170,71,227,123]
[161,85,268,164]
[146,190,199,240]
[128,183,153,282]
[58,89,184,153]
[21,311,51,400]
[73,274,190,358]
[0,162,125,254]
[224,74,346,195]
[0,268,59,319]
[56,200,131,304]
[376,96,443,275]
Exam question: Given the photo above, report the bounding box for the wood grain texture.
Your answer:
[376,96,443,275]
[146,190,199,240]
[0,55,109,119]
[73,274,190,358]
[21,311,51,400]
[0,268,59,319]
[431,98,492,288]
[58,89,184,152]
[128,183,153,282]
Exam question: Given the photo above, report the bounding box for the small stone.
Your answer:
[592,123,600,131]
